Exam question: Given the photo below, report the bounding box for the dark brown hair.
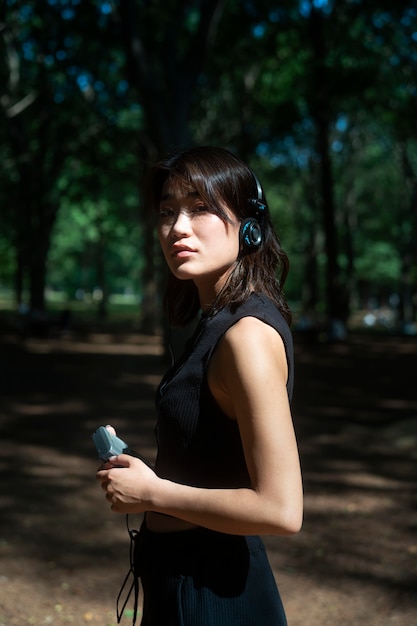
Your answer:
[145,146,291,326]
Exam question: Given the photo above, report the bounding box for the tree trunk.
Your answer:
[118,0,226,350]
[398,141,417,326]
[308,6,348,333]
[28,201,57,312]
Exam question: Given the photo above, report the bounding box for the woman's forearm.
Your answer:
[148,477,303,536]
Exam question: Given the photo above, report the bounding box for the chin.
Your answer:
[170,267,197,281]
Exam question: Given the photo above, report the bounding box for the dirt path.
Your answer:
[0,329,416,625]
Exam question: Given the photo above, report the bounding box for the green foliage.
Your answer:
[355,242,401,285]
[48,193,143,297]
[1,0,417,325]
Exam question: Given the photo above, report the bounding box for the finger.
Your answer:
[109,454,130,467]
[96,469,108,482]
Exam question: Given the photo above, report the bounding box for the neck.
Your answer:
[196,266,235,313]
[197,283,221,313]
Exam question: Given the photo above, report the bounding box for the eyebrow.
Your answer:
[160,190,200,202]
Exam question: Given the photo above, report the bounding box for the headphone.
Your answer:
[239,171,267,253]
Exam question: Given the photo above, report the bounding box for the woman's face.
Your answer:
[157,178,240,295]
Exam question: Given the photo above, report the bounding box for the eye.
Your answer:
[192,204,209,215]
[158,207,175,220]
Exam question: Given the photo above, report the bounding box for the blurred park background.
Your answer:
[1,1,417,625]
[1,0,417,335]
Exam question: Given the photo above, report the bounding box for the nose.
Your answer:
[170,210,193,237]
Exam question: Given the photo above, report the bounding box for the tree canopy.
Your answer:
[1,0,416,332]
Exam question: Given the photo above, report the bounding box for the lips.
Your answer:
[171,243,196,258]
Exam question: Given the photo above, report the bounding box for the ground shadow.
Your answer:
[0,328,416,624]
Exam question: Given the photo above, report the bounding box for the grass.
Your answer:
[0,291,150,334]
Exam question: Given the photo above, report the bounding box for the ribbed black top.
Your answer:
[154,293,294,489]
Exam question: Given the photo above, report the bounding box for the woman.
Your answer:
[96,146,303,625]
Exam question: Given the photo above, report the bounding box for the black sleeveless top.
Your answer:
[154,293,294,489]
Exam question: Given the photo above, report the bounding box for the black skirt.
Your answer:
[133,522,288,626]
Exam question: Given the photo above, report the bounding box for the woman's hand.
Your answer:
[96,453,157,514]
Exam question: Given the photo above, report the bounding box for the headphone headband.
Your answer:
[252,170,264,204]
[248,170,267,217]
[239,170,267,253]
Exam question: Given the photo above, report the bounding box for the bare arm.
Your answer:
[97,317,303,535]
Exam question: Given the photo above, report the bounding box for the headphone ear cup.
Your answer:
[240,217,263,251]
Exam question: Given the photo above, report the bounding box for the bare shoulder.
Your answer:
[210,316,289,391]
[226,316,287,361]
[226,316,285,347]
